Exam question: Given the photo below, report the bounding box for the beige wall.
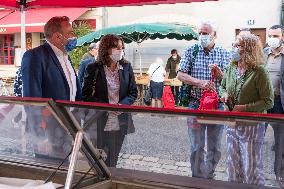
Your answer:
[77,8,104,30]
[32,33,40,48]
[106,0,282,48]
[14,32,41,48]
[14,33,20,47]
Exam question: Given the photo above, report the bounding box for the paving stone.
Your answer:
[265,179,279,187]
[118,153,123,158]
[117,158,128,164]
[125,159,135,165]
[161,164,178,171]
[133,165,150,172]
[120,163,134,170]
[175,161,190,167]
[158,159,175,165]
[129,154,143,160]
[161,169,179,175]
[215,172,227,180]
[125,166,135,170]
[146,162,161,168]
[179,171,191,176]
[177,166,190,172]
[143,156,159,162]
[133,160,148,166]
[150,167,163,173]
[215,166,226,172]
[265,174,276,180]
[121,153,131,159]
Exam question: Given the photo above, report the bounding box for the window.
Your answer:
[0,34,15,65]
[40,33,46,45]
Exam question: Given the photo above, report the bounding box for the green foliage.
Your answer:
[70,21,92,70]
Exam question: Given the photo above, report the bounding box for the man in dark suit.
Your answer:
[21,16,81,159]
[22,16,81,101]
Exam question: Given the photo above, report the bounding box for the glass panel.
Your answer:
[0,99,109,188]
[0,103,73,165]
[67,104,283,188]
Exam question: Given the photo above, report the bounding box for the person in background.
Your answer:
[78,42,99,87]
[166,49,181,105]
[221,33,273,186]
[81,42,99,61]
[265,24,284,185]
[147,58,166,108]
[13,67,22,97]
[82,34,137,166]
[21,16,81,159]
[12,67,25,127]
[177,21,231,179]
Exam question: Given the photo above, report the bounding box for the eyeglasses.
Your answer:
[198,32,211,35]
[232,43,243,48]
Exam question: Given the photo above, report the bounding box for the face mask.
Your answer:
[267,37,281,49]
[172,55,177,59]
[199,34,212,48]
[110,49,123,62]
[231,47,241,62]
[63,37,77,52]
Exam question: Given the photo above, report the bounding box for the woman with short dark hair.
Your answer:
[82,34,137,166]
[82,34,137,104]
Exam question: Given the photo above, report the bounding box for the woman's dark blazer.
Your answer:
[82,59,138,105]
[81,59,137,167]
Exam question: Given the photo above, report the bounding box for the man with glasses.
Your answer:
[265,24,284,185]
[177,21,231,179]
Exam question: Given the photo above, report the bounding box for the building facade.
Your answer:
[0,8,104,66]
[105,0,282,71]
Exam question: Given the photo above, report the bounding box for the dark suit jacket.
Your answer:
[82,60,138,105]
[21,42,82,101]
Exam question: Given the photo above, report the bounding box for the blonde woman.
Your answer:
[220,34,274,185]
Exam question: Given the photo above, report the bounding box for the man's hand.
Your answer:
[232,105,246,112]
[199,80,216,91]
[209,64,223,80]
[220,92,228,103]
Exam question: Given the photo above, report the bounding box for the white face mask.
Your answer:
[199,34,212,48]
[110,49,123,62]
[267,37,281,49]
[172,55,177,59]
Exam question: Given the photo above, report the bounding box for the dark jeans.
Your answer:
[187,99,223,179]
[170,86,179,104]
[268,97,284,179]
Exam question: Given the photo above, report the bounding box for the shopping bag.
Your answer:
[162,86,175,108]
[198,90,219,110]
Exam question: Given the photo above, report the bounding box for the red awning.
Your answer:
[0,0,217,9]
[0,8,88,34]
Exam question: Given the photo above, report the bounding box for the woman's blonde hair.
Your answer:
[237,33,264,69]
